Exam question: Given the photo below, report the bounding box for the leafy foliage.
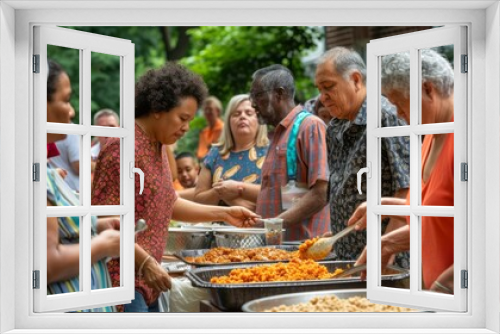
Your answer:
[49,27,166,122]
[48,26,324,155]
[181,26,323,107]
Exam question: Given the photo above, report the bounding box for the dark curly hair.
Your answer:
[135,62,208,118]
[47,59,65,102]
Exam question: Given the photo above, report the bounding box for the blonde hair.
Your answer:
[214,94,269,156]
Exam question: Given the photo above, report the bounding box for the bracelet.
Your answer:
[137,255,152,278]
[433,280,453,294]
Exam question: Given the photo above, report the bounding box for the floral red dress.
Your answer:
[92,124,177,306]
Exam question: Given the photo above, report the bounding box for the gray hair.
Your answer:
[381,49,454,98]
[93,108,119,125]
[202,96,223,115]
[318,47,367,84]
[252,64,295,100]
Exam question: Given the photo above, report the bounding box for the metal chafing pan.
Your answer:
[187,261,409,311]
[174,245,336,267]
[242,289,367,312]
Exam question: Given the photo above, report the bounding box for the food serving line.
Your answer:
[160,223,412,313]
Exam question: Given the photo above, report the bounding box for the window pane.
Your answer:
[419,134,454,206]
[47,45,80,125]
[91,137,122,206]
[379,136,410,204]
[47,133,81,203]
[419,45,454,125]
[91,52,121,127]
[91,215,121,290]
[381,51,410,126]
[420,216,454,295]
[46,215,81,295]
[380,215,410,290]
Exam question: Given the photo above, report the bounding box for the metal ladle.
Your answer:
[135,219,147,235]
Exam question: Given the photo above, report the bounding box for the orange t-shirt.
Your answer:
[173,179,184,191]
[197,118,224,161]
[406,133,454,289]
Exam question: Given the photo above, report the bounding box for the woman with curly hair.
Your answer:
[92,63,259,312]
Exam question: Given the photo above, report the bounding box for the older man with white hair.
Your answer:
[91,108,120,160]
[351,49,456,293]
[315,47,410,266]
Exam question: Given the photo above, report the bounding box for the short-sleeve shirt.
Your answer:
[203,145,268,185]
[47,168,116,312]
[197,118,224,161]
[406,133,454,289]
[92,124,177,306]
[327,97,410,267]
[256,106,331,241]
[49,134,80,191]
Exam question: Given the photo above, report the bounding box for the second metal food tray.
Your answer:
[175,245,336,267]
[187,261,409,311]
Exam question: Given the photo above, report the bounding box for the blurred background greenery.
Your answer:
[47,26,452,155]
[48,26,323,154]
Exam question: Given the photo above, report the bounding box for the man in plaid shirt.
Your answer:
[251,64,331,241]
[315,47,410,267]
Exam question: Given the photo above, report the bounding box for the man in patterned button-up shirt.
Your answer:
[315,47,410,268]
[251,64,331,241]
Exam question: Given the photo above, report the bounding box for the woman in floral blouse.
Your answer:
[194,94,269,212]
[92,63,259,312]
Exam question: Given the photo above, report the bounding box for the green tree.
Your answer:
[181,26,323,106]
[49,26,166,122]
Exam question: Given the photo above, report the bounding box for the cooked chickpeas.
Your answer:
[265,295,416,312]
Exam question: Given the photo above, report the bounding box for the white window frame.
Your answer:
[365,26,468,312]
[33,25,136,312]
[1,1,498,333]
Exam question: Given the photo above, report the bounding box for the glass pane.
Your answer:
[419,133,454,206]
[47,45,80,125]
[91,52,121,127]
[46,215,81,295]
[380,215,410,290]
[420,216,454,295]
[47,133,82,199]
[381,50,411,126]
[379,136,410,203]
[91,215,121,291]
[91,137,122,206]
[419,45,454,125]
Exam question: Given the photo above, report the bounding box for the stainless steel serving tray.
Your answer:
[187,261,409,311]
[242,289,366,312]
[242,289,424,313]
[174,245,336,267]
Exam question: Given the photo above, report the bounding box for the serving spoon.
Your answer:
[135,219,147,234]
[305,224,357,260]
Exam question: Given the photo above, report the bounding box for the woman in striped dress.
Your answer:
[46,59,120,311]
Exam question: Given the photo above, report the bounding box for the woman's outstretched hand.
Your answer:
[221,206,260,228]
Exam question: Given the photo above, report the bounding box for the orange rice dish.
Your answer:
[186,237,322,264]
[185,247,297,263]
[210,258,344,284]
[297,237,320,258]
